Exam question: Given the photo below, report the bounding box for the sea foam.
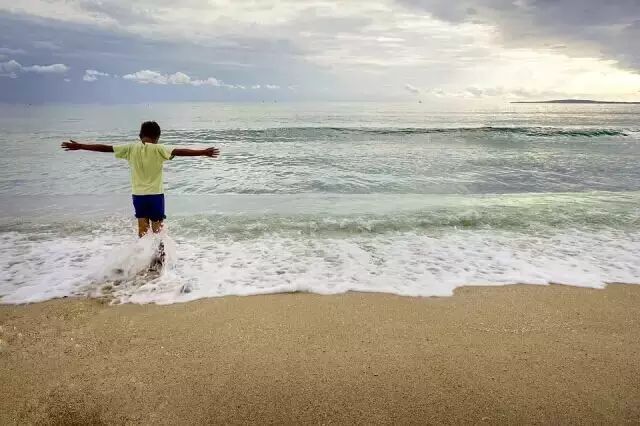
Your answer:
[1,226,638,304]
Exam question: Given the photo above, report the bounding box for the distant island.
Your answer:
[511,99,640,104]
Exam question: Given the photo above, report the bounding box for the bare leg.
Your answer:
[151,220,165,266]
[137,218,165,271]
[151,220,164,234]
[137,218,150,238]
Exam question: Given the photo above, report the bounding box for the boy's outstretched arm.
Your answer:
[172,147,220,157]
[61,140,113,153]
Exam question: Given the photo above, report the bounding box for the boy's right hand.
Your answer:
[204,147,221,158]
[61,140,81,150]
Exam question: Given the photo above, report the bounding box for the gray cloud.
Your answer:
[76,0,157,25]
[1,1,638,102]
[32,40,61,50]
[0,12,325,102]
[0,47,26,55]
[0,59,21,77]
[397,0,640,71]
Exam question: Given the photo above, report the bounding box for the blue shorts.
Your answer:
[132,194,166,221]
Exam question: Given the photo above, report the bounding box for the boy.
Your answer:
[61,120,220,247]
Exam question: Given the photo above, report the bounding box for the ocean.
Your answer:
[0,102,639,304]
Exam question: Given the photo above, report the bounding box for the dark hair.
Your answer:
[139,121,161,140]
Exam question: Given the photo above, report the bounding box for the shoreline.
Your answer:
[0,280,636,307]
[2,284,639,424]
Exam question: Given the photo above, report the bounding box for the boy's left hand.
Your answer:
[203,147,221,158]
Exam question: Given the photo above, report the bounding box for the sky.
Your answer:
[0,0,639,103]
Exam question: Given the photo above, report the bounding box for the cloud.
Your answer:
[0,60,22,73]
[23,63,69,73]
[465,86,483,97]
[167,71,191,85]
[0,47,26,55]
[0,60,22,78]
[122,70,167,85]
[0,60,69,77]
[249,84,281,89]
[1,1,640,102]
[83,69,110,82]
[77,0,157,26]
[122,70,228,87]
[24,64,69,73]
[397,0,640,72]
[424,86,567,100]
[404,83,420,94]
[32,40,61,50]
[193,77,224,87]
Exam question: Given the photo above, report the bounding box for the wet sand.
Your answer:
[1,284,639,424]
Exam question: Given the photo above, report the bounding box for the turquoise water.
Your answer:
[1,102,639,303]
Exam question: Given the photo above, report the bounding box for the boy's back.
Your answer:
[114,142,174,195]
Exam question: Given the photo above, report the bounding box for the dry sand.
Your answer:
[1,284,639,425]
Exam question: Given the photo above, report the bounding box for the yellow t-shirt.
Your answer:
[114,142,174,195]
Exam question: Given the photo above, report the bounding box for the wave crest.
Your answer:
[161,126,629,142]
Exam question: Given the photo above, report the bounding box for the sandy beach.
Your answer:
[1,284,639,424]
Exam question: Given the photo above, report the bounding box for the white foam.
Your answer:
[1,228,638,304]
[88,232,176,282]
[0,231,175,303]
